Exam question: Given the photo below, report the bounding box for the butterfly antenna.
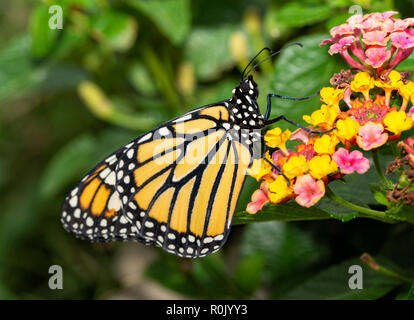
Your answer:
[241,47,272,80]
[243,42,303,79]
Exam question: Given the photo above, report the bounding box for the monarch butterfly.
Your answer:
[61,43,322,258]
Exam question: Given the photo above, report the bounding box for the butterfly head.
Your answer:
[228,75,263,127]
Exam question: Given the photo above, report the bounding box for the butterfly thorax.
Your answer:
[226,75,264,128]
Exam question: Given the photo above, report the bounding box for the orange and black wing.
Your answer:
[61,104,253,257]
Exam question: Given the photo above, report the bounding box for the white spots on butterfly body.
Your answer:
[158,127,170,136]
[120,216,128,224]
[105,154,117,164]
[108,191,122,212]
[104,171,116,185]
[138,132,152,143]
[145,221,154,228]
[249,120,256,126]
[69,196,78,207]
[203,237,213,244]
[124,142,134,149]
[249,81,254,89]
[74,208,81,218]
[246,96,252,104]
[86,217,94,227]
[232,108,238,113]
[222,123,230,130]
[173,114,192,123]
[244,112,249,117]
[214,234,224,241]
[249,90,254,95]
[126,149,134,159]
[236,99,242,104]
[99,167,111,179]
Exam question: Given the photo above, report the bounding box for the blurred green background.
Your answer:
[1,0,414,299]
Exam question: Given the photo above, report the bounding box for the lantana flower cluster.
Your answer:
[247,11,414,214]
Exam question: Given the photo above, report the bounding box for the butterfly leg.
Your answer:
[263,157,291,186]
[264,92,320,120]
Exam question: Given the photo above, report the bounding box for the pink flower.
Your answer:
[290,128,312,144]
[293,174,325,208]
[362,31,389,46]
[320,11,414,71]
[365,47,392,68]
[328,36,356,54]
[390,31,414,49]
[408,106,414,121]
[357,122,389,150]
[332,148,370,174]
[246,181,269,214]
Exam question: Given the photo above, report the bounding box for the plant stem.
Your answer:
[325,186,397,223]
[371,149,388,185]
[361,253,414,283]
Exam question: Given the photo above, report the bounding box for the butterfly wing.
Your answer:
[61,103,253,257]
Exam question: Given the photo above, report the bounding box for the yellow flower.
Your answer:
[268,175,293,204]
[303,104,339,129]
[398,82,414,101]
[314,134,339,155]
[282,155,308,179]
[350,72,375,99]
[383,110,414,135]
[308,155,338,179]
[264,127,291,154]
[320,87,344,110]
[375,70,404,90]
[335,117,360,142]
[398,82,414,111]
[375,70,404,106]
[247,153,272,181]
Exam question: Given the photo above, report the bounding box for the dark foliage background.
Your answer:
[1,0,414,299]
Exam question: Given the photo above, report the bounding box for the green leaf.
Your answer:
[397,52,414,71]
[0,35,47,102]
[91,11,138,51]
[408,282,414,300]
[184,26,239,81]
[283,257,401,299]
[39,134,97,198]
[276,2,332,28]
[269,33,345,124]
[316,197,359,222]
[234,252,265,295]
[233,201,331,225]
[30,5,60,58]
[130,0,190,45]
[240,222,329,297]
